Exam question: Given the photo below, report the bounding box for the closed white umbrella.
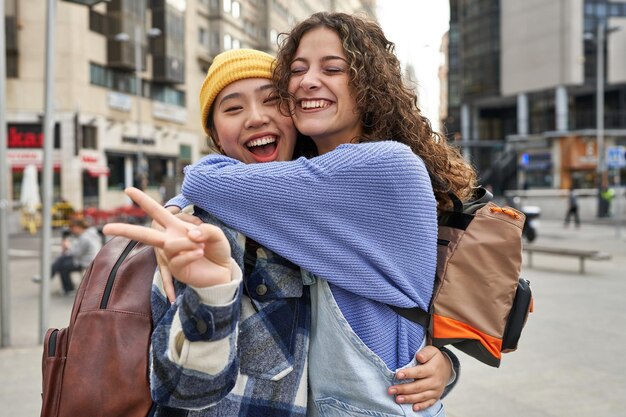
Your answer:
[20,164,42,235]
[20,164,41,214]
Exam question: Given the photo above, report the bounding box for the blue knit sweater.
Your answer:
[177,141,438,369]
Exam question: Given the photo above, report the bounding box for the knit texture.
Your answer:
[180,141,438,369]
[199,49,275,135]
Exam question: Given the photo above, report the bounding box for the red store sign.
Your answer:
[6,123,61,149]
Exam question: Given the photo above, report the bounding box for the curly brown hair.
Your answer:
[274,12,477,209]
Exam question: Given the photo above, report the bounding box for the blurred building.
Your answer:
[445,0,626,194]
[438,31,450,136]
[4,0,376,210]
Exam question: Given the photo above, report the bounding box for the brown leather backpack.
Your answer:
[40,237,157,417]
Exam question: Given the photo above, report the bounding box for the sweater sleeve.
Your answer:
[181,141,438,311]
[166,193,191,210]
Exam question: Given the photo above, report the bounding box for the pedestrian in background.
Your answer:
[564,186,580,228]
[600,186,615,217]
[33,217,102,295]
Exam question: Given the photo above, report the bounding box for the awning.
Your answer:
[85,166,110,177]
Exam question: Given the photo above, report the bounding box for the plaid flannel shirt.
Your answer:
[149,209,310,417]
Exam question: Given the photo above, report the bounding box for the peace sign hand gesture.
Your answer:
[102,187,233,288]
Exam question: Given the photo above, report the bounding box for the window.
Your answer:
[147,157,169,186]
[610,2,626,16]
[151,84,186,107]
[106,153,126,190]
[90,63,110,88]
[210,31,220,50]
[91,62,183,105]
[111,71,135,94]
[224,34,232,50]
[89,9,107,35]
[6,53,18,78]
[224,0,232,13]
[198,27,208,46]
[82,125,98,150]
[232,38,241,49]
[232,1,241,18]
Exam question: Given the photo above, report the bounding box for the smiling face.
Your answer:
[288,27,362,155]
[211,78,297,164]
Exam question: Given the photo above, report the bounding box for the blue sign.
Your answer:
[606,146,626,169]
[519,153,529,166]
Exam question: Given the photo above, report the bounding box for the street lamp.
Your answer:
[584,21,621,218]
[114,26,161,191]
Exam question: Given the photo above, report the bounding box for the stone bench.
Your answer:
[523,245,611,274]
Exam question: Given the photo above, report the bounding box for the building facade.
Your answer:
[445,0,626,195]
[4,0,375,211]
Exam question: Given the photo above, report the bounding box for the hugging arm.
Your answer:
[392,346,460,411]
[180,142,438,311]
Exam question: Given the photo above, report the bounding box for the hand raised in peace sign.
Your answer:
[102,187,233,288]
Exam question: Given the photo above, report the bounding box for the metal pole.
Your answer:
[40,0,56,343]
[0,0,12,347]
[596,21,605,218]
[615,171,622,238]
[134,24,146,191]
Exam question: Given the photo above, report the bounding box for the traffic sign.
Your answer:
[606,146,626,169]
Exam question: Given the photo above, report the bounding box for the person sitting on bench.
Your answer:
[33,218,102,295]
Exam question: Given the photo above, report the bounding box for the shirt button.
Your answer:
[195,319,207,335]
[255,284,268,296]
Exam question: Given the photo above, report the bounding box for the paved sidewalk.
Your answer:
[1,232,75,417]
[1,221,625,417]
[445,220,626,417]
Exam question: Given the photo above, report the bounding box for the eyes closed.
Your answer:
[220,92,280,114]
[289,57,348,76]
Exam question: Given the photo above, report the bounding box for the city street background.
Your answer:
[0,218,624,417]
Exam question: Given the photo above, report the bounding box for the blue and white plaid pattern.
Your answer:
[150,209,310,417]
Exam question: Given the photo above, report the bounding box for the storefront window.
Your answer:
[82,171,99,208]
[106,153,127,190]
[519,152,553,188]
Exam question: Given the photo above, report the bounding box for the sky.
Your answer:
[376,1,451,131]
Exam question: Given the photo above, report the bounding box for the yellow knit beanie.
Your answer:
[199,49,275,135]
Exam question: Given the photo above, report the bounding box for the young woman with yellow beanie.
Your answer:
[175,13,477,416]
[105,46,458,416]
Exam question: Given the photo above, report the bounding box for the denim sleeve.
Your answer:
[439,347,460,398]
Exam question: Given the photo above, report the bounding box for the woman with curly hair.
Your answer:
[171,12,475,416]
[105,47,458,416]
[273,12,476,208]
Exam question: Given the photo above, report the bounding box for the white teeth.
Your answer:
[247,136,276,147]
[301,100,330,109]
